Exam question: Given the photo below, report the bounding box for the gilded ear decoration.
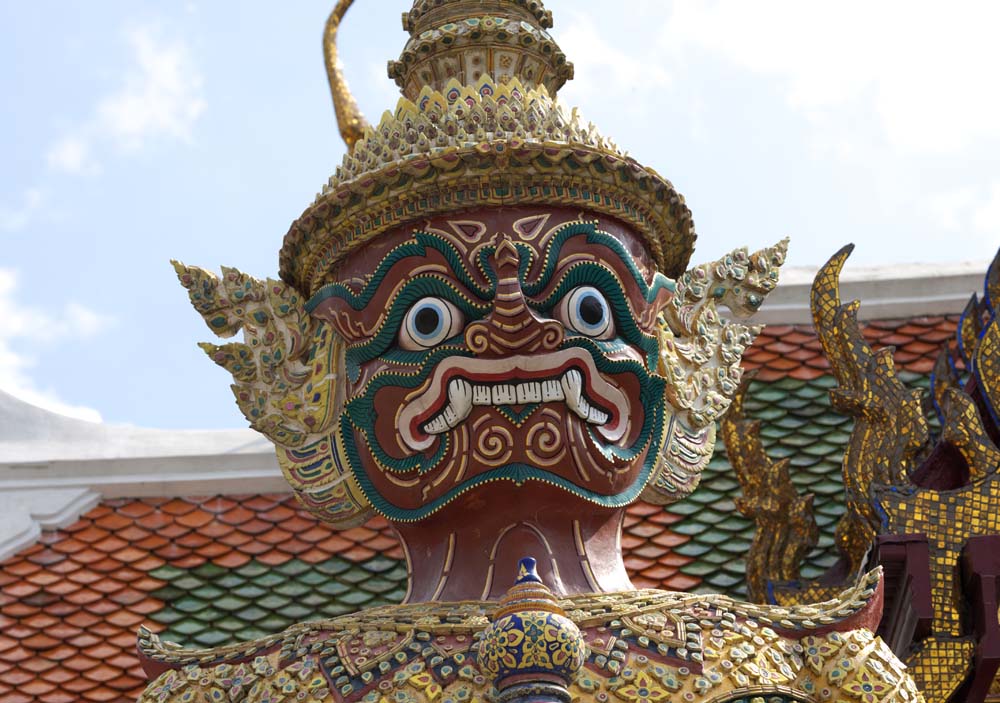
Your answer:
[174,260,374,527]
[657,238,787,429]
[277,434,374,530]
[172,261,340,448]
[640,240,787,506]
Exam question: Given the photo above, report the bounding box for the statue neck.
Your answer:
[391,485,635,602]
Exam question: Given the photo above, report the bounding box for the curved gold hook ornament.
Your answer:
[324,0,369,149]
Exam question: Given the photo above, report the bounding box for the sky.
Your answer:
[1,1,999,430]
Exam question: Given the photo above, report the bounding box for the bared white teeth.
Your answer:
[541,379,562,402]
[493,384,516,404]
[422,369,612,435]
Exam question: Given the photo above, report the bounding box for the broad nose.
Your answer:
[465,238,564,356]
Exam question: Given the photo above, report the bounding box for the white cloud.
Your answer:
[661,0,1000,157]
[0,189,43,232]
[929,185,981,232]
[558,12,670,109]
[973,183,1000,235]
[0,268,113,422]
[926,181,1000,242]
[46,24,206,174]
[46,136,99,176]
[97,26,206,150]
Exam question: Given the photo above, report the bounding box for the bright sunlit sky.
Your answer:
[2,1,999,429]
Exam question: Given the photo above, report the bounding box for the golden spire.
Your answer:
[389,0,573,100]
[323,0,369,149]
[284,1,695,293]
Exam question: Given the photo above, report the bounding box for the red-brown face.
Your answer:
[305,207,675,521]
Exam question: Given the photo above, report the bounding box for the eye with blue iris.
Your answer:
[555,286,616,339]
[399,297,465,350]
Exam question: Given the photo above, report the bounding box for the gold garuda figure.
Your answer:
[140,2,924,702]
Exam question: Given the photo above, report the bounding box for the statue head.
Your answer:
[175,0,785,594]
[304,205,678,523]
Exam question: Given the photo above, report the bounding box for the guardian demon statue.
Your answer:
[139,2,923,702]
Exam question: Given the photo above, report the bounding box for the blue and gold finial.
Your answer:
[478,558,587,703]
[516,557,542,584]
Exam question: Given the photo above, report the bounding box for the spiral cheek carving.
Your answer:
[465,322,492,355]
[473,420,515,467]
[526,411,567,467]
[538,320,565,352]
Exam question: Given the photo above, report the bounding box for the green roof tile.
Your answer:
[316,581,351,597]
[338,591,376,607]
[214,595,252,612]
[193,563,228,580]
[275,560,312,577]
[150,565,186,581]
[234,562,270,578]
[192,585,225,601]
[314,559,354,576]
[193,630,231,647]
[276,603,313,620]
[274,581,312,598]
[257,594,292,610]
[172,596,210,614]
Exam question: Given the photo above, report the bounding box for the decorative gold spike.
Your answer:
[324,0,369,149]
[722,373,818,603]
[729,245,931,608]
[958,294,984,365]
[931,347,961,425]
[811,247,929,576]
[974,313,1000,432]
[940,388,1000,482]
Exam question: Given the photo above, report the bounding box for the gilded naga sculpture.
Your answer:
[139,2,924,701]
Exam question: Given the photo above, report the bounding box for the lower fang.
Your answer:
[588,407,608,424]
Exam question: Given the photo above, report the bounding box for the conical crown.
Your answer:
[280,1,696,296]
[390,0,572,99]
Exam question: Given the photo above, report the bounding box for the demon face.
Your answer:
[306,207,676,522]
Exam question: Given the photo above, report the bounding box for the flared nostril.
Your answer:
[465,237,564,356]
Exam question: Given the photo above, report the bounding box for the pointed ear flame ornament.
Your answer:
[172,260,373,528]
[641,238,789,505]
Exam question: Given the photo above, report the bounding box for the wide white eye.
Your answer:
[556,286,615,339]
[399,297,465,350]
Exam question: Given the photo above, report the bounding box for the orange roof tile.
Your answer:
[743,315,959,380]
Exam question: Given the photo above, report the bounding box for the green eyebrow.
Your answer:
[305,232,493,313]
[342,276,488,376]
[306,220,675,314]
[520,221,675,303]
